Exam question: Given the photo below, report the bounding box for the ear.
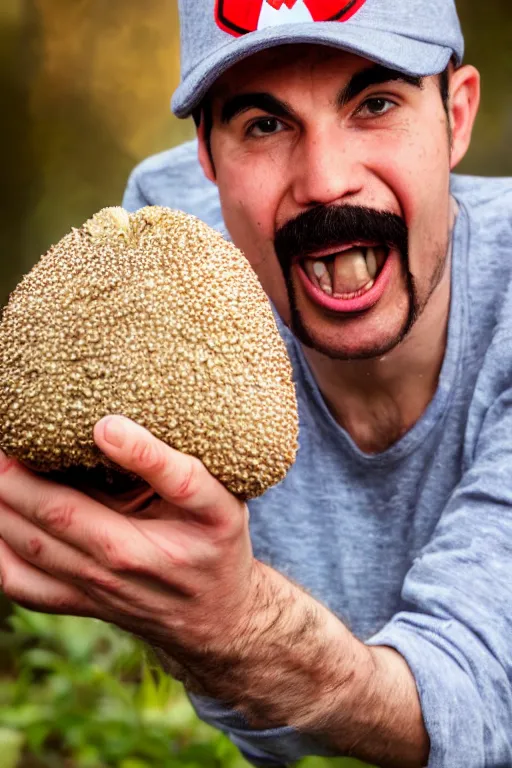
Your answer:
[197,116,217,184]
[448,65,481,170]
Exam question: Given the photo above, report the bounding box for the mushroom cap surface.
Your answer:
[0,206,299,499]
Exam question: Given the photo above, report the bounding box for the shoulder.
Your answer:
[451,174,512,234]
[451,175,512,337]
[122,140,226,234]
[454,176,512,438]
[451,173,512,205]
[452,174,512,296]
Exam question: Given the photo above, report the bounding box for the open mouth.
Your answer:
[299,244,388,299]
[295,243,394,314]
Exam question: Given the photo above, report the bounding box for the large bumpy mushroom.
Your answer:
[0,206,298,500]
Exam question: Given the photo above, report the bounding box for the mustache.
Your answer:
[274,205,408,273]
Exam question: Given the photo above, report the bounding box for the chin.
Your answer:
[284,252,417,360]
[290,304,414,361]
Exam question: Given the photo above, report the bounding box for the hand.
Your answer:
[0,418,429,766]
[0,415,259,680]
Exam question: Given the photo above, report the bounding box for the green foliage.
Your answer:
[0,607,372,768]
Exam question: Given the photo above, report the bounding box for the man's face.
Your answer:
[206,45,453,360]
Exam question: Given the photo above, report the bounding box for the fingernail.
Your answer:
[103,417,126,448]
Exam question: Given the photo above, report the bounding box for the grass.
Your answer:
[0,606,372,768]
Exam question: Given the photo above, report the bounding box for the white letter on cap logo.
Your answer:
[258,0,314,29]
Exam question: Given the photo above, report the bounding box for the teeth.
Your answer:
[365,248,378,279]
[303,246,384,300]
[304,259,333,295]
[333,249,370,296]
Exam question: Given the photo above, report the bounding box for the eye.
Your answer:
[246,117,287,138]
[356,97,396,119]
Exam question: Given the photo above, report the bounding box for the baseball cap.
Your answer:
[171,0,464,118]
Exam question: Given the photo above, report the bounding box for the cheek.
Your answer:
[400,132,451,282]
[364,122,452,281]
[371,123,450,218]
[215,151,283,251]
[219,184,269,255]
[215,160,292,322]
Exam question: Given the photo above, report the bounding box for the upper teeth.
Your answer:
[333,248,369,295]
[312,260,332,294]
[366,248,378,279]
[303,246,382,298]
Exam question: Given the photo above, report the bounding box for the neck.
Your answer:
[302,205,457,454]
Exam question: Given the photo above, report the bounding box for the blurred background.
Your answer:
[0,1,511,766]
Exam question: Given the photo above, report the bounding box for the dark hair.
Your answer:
[193,66,452,167]
[439,66,450,116]
[192,102,214,168]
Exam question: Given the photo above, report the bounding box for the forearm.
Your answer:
[157,561,429,768]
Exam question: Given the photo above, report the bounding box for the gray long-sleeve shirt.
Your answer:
[123,140,512,767]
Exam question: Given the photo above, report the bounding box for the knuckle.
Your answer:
[164,544,192,570]
[26,537,44,559]
[36,496,76,532]
[99,535,127,571]
[107,552,135,573]
[172,458,201,502]
[82,568,121,593]
[215,503,248,544]
[190,542,218,570]
[99,534,146,574]
[131,440,166,474]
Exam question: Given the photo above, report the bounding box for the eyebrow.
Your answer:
[220,92,296,124]
[337,65,423,108]
[219,65,424,125]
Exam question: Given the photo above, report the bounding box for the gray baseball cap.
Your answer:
[171,0,464,118]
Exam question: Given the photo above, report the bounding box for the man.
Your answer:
[0,0,511,766]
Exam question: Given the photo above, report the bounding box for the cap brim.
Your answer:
[171,21,454,118]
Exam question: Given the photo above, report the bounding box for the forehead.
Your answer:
[210,44,372,99]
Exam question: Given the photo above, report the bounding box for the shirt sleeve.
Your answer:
[187,691,336,766]
[188,381,512,768]
[366,384,512,767]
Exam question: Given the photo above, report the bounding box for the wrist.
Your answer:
[291,607,375,734]
[213,562,362,729]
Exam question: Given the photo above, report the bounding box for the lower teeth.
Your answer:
[331,279,375,300]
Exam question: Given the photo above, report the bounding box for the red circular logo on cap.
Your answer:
[215,0,368,37]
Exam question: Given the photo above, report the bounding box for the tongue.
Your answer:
[332,249,371,296]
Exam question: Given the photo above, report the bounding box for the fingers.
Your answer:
[0,537,99,618]
[0,451,89,530]
[0,453,160,571]
[94,416,245,525]
[0,501,122,595]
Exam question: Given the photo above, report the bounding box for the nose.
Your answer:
[290,126,365,209]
